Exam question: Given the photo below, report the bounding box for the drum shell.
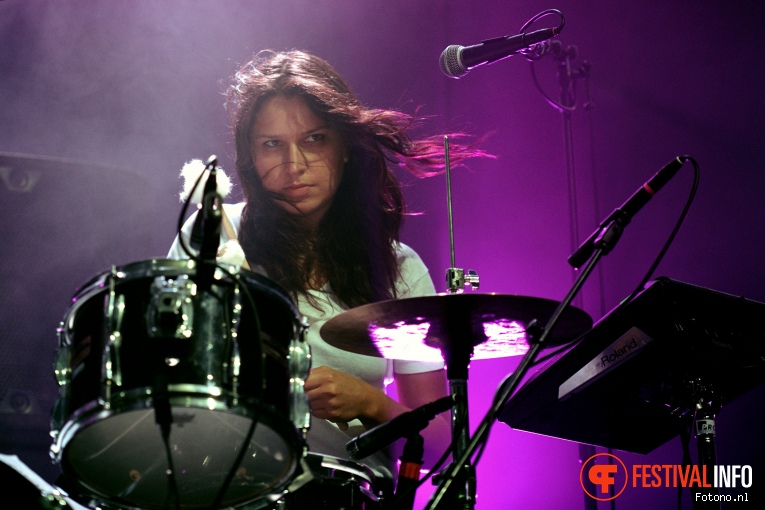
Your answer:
[50,259,308,510]
[57,265,297,419]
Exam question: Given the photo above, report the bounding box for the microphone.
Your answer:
[198,157,222,261]
[568,156,688,269]
[196,156,222,288]
[346,396,456,461]
[440,27,561,78]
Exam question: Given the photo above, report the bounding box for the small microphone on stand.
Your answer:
[568,156,688,269]
[346,396,456,461]
[196,155,222,290]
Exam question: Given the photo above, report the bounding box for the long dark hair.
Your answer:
[227,50,488,308]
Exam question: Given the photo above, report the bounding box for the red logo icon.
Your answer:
[580,452,628,501]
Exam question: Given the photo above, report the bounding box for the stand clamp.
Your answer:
[446,268,480,293]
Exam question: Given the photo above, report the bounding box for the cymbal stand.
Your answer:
[438,136,479,509]
[437,312,477,509]
[425,211,618,510]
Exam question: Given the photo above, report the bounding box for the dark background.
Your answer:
[1,1,763,508]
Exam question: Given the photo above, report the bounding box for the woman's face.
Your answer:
[249,95,347,230]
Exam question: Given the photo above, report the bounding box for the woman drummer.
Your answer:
[168,49,486,492]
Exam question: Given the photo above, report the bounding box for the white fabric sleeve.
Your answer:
[166,203,244,260]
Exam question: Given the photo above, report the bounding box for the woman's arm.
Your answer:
[304,365,452,469]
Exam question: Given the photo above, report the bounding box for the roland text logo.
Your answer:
[600,338,638,367]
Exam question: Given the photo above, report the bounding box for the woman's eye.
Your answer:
[305,133,326,143]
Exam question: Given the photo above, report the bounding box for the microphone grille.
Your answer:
[439,45,467,78]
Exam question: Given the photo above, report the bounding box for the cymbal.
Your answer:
[320,293,593,362]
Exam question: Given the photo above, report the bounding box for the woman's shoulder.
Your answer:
[394,241,428,274]
[394,241,422,262]
[394,242,436,297]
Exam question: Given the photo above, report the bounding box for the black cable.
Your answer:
[210,265,266,509]
[176,167,206,260]
[530,57,575,112]
[160,422,181,510]
[174,169,272,507]
[524,8,575,113]
[154,372,180,510]
[619,156,699,308]
[519,8,565,35]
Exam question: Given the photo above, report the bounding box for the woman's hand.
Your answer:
[304,365,391,430]
[304,365,451,469]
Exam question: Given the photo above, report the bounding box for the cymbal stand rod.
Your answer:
[443,136,479,293]
[445,135,456,272]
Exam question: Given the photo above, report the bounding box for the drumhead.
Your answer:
[60,407,299,509]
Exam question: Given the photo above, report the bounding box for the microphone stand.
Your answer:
[425,216,624,510]
[557,43,582,263]
[553,43,602,510]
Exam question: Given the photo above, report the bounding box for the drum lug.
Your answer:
[289,318,312,432]
[51,327,71,436]
[103,274,126,398]
[229,283,243,388]
[53,324,71,387]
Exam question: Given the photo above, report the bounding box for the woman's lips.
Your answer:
[282,184,311,198]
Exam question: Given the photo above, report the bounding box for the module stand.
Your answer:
[688,379,721,510]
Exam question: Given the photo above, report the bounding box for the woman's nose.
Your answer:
[284,143,309,174]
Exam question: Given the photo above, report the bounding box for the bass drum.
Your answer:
[50,259,311,510]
